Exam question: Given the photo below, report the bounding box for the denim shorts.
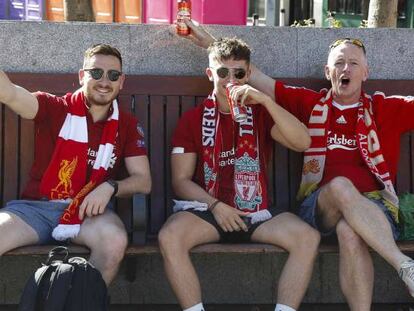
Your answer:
[298,189,400,240]
[3,199,114,244]
[185,206,284,243]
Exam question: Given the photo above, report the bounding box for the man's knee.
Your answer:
[92,227,128,265]
[158,220,187,256]
[324,177,359,207]
[336,220,366,252]
[287,223,321,254]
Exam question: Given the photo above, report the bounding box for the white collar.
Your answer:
[332,101,361,111]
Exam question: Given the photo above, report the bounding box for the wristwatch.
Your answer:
[106,179,118,198]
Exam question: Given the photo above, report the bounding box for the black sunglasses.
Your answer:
[84,68,122,82]
[329,38,366,55]
[214,67,247,80]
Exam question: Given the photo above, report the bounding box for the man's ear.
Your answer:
[324,65,331,80]
[206,67,214,81]
[79,69,85,86]
[362,65,369,82]
[246,66,252,82]
[119,73,126,90]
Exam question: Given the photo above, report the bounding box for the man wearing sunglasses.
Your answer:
[159,37,320,311]
[183,21,414,310]
[0,44,151,287]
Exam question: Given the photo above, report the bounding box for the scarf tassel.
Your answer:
[52,224,81,241]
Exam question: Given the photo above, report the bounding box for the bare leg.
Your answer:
[251,212,320,309]
[158,212,220,309]
[318,177,409,270]
[0,212,39,255]
[336,219,373,311]
[72,210,128,286]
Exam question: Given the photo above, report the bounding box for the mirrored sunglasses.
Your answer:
[84,68,122,82]
[329,38,366,54]
[215,67,247,80]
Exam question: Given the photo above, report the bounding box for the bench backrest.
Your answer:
[1,74,414,240]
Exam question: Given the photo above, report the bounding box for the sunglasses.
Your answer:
[213,67,247,80]
[83,68,122,82]
[329,38,366,54]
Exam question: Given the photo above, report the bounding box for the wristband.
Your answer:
[106,179,118,199]
[208,200,220,212]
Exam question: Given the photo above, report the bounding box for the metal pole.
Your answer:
[112,0,116,22]
[266,0,277,26]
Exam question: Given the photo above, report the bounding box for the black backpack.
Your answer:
[19,246,109,311]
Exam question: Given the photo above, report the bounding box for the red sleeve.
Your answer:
[373,92,414,134]
[275,81,324,124]
[171,107,201,154]
[122,113,147,157]
[33,91,68,123]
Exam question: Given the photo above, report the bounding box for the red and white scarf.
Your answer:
[39,90,119,241]
[298,90,398,208]
[202,95,268,211]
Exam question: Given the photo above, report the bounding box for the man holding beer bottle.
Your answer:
[158,37,320,311]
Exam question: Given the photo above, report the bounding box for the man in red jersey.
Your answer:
[183,21,414,311]
[159,37,320,311]
[0,44,151,286]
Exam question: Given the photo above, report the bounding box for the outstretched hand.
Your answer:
[181,19,216,49]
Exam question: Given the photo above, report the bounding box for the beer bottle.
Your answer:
[177,0,191,36]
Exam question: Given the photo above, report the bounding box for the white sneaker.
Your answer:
[399,259,414,297]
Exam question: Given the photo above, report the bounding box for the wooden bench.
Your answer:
[2,73,414,305]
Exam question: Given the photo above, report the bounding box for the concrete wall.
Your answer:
[1,251,412,305]
[1,21,414,79]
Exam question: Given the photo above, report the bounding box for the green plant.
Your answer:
[291,18,315,27]
[326,11,343,28]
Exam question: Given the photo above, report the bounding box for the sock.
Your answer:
[275,304,296,311]
[183,302,205,311]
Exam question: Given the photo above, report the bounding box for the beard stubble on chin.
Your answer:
[87,90,118,107]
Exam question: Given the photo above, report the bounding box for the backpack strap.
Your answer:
[18,265,51,311]
[43,262,75,311]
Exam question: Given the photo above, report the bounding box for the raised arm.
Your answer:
[230,84,310,152]
[0,71,39,119]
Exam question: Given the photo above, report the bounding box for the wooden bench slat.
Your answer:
[3,108,19,203]
[410,132,414,193]
[289,150,303,211]
[149,95,167,234]
[165,96,180,218]
[397,133,411,193]
[273,144,289,209]
[180,95,197,115]
[19,119,34,195]
[0,104,3,204]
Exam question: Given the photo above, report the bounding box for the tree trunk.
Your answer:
[64,0,95,22]
[367,0,398,27]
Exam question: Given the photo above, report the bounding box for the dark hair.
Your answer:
[208,37,251,64]
[84,44,123,68]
